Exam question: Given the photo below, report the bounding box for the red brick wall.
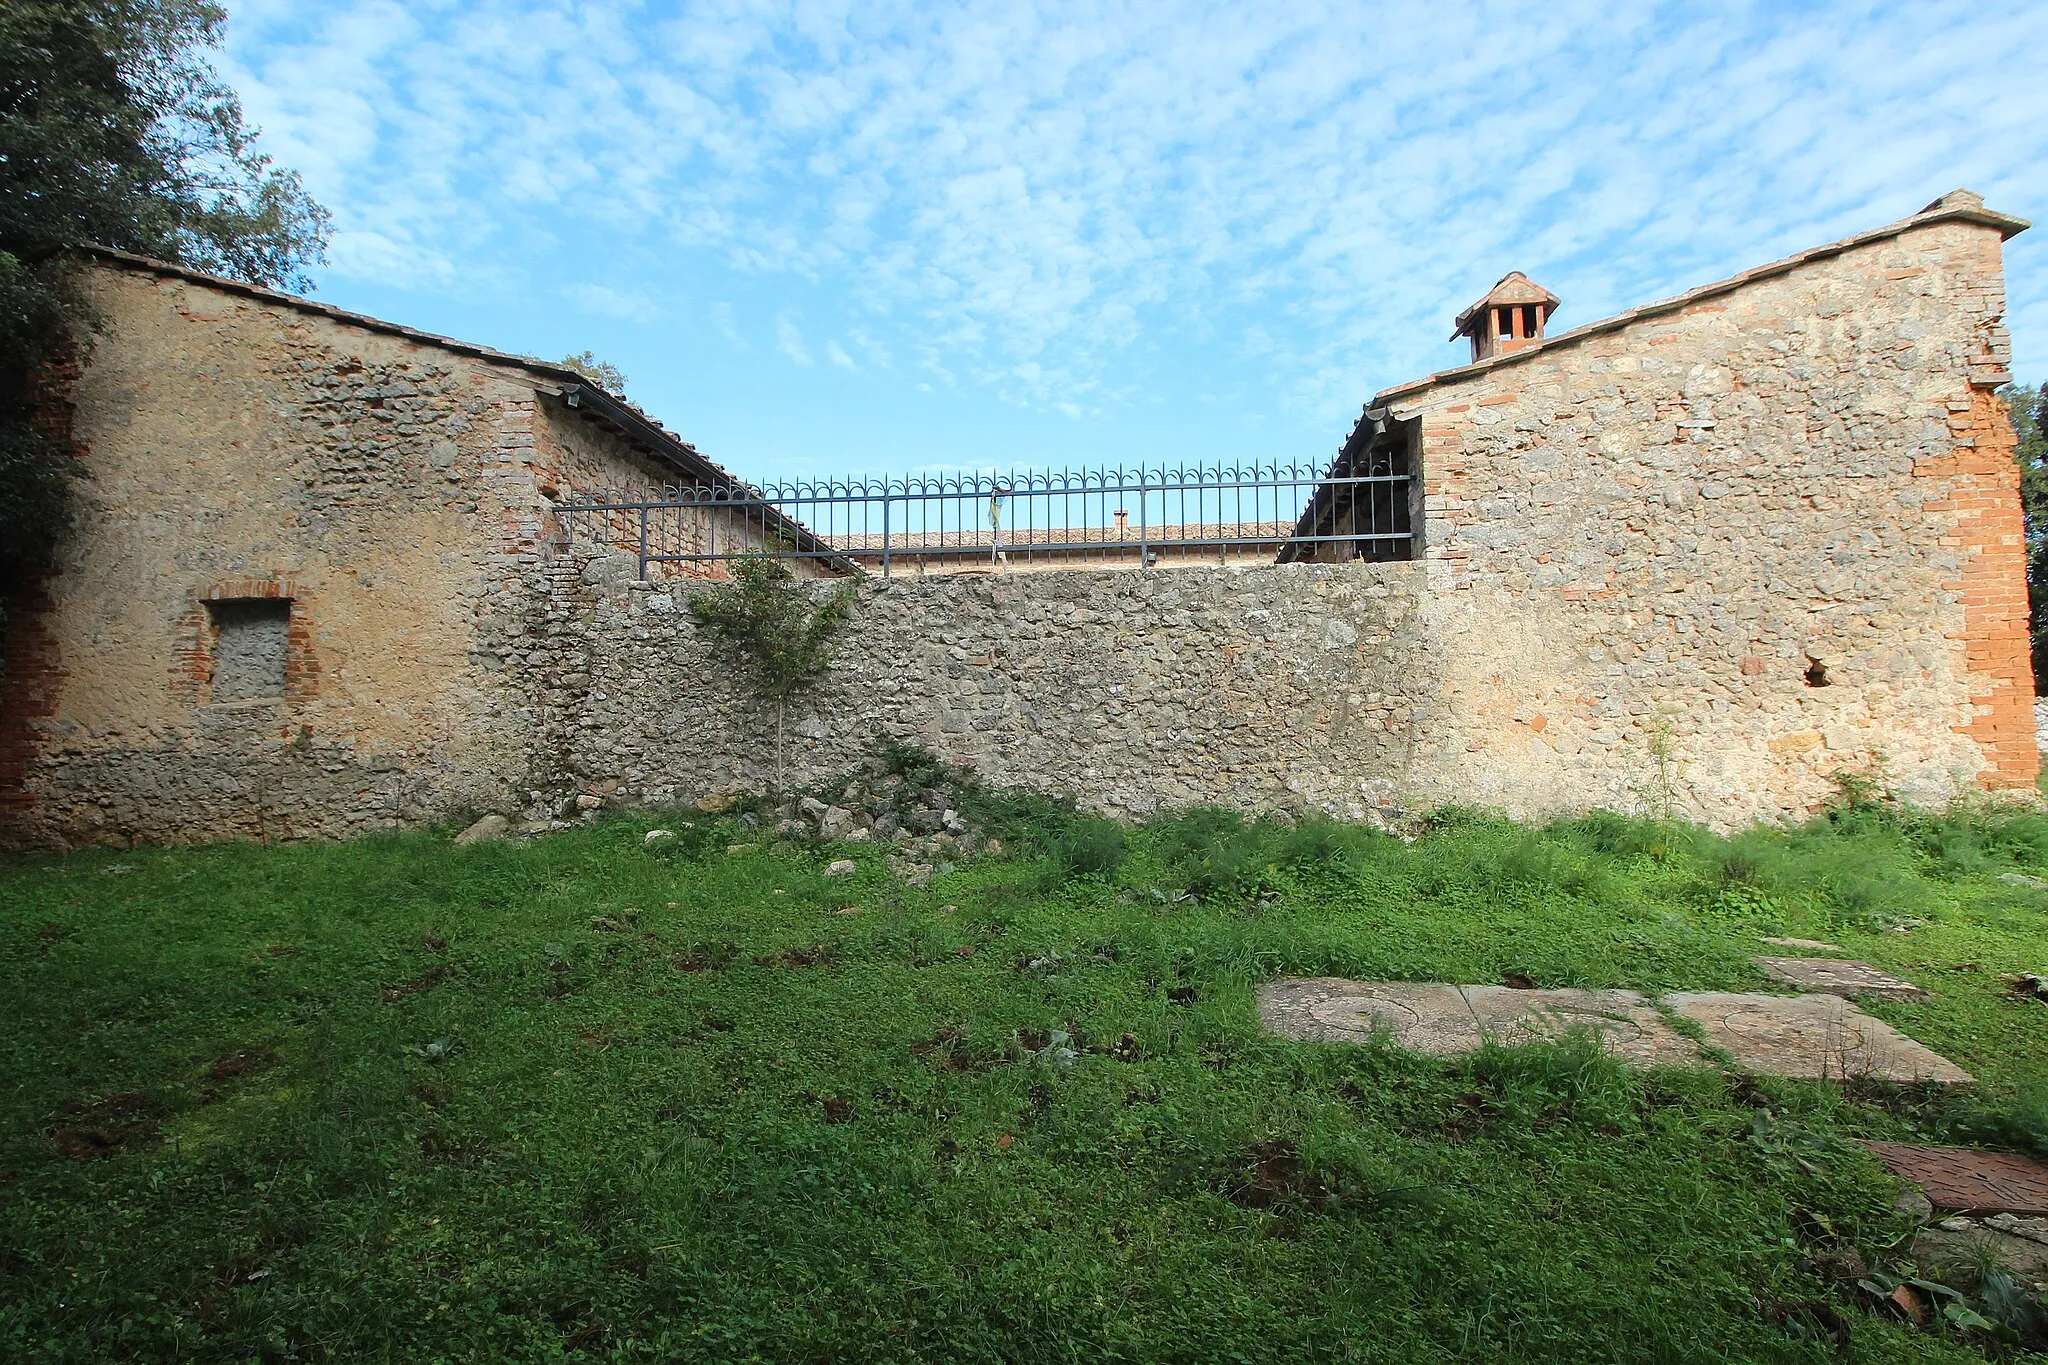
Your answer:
[1921,386,2039,789]
[0,578,67,804]
[0,341,85,805]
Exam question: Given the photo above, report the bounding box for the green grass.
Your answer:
[4,789,2047,1362]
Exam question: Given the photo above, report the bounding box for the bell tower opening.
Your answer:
[1451,272,1560,362]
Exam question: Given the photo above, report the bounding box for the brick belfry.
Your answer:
[1450,271,1560,361]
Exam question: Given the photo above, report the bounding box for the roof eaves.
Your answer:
[1372,196,2030,408]
[554,383,728,488]
[556,383,852,570]
[81,245,619,390]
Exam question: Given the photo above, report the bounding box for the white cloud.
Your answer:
[776,314,813,367]
[564,283,665,323]
[221,0,2048,420]
[825,339,858,371]
[709,300,746,349]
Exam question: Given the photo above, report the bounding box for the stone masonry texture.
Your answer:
[0,261,775,846]
[1374,202,2036,825]
[496,561,1432,825]
[0,195,2035,847]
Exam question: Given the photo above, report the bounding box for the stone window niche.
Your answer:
[206,598,292,702]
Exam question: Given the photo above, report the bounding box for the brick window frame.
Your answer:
[171,578,317,707]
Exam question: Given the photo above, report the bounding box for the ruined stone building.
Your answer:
[0,251,816,844]
[0,189,2034,846]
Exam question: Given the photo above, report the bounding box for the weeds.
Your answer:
[1466,1027,1638,1132]
[1638,715,1682,820]
[1951,1080,2048,1161]
[1147,807,1388,905]
[2,782,2045,1361]
[1049,816,1126,879]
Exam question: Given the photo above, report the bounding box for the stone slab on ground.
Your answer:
[1753,956,1925,1000]
[1256,979,1700,1068]
[1667,992,1973,1084]
[1912,1223,2048,1282]
[1458,985,1703,1068]
[1861,1141,2048,1216]
[1257,979,1484,1054]
[1262,980,1975,1084]
[1760,936,1843,952]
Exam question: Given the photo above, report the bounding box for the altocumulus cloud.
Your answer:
[219,0,2048,432]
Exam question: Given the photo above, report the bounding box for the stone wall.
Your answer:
[485,199,2036,833]
[1372,204,2037,825]
[1,196,2037,847]
[494,561,1433,826]
[0,262,778,847]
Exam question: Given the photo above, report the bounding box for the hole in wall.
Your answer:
[1803,659,1831,688]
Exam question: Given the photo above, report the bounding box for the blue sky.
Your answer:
[219,0,2048,484]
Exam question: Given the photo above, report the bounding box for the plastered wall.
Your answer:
[0,266,698,844]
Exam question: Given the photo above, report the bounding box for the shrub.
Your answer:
[1154,808,1277,902]
[877,738,950,792]
[1906,804,2048,878]
[1271,817,1388,876]
[1554,810,1689,862]
[1146,808,1389,903]
[1954,1081,2048,1161]
[1052,817,1127,878]
[1467,832,1608,901]
[871,739,1130,878]
[687,555,854,781]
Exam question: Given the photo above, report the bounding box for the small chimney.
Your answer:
[1451,272,1560,362]
[1113,508,1129,532]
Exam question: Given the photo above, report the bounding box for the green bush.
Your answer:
[1554,810,1688,861]
[1051,817,1126,878]
[1153,808,1283,902]
[1954,1081,2048,1161]
[1465,831,1609,901]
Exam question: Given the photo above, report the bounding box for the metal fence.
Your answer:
[552,458,1413,580]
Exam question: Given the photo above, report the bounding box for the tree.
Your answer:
[558,350,628,394]
[2009,382,2048,690]
[1,0,329,602]
[687,556,855,785]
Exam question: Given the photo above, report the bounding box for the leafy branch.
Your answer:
[687,555,855,784]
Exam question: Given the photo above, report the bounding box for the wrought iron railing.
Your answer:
[552,459,1413,579]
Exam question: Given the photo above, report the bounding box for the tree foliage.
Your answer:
[0,0,329,594]
[688,556,855,780]
[2008,382,2048,689]
[558,350,628,395]
[689,556,855,706]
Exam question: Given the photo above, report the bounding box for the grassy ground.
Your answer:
[3,773,2047,1362]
